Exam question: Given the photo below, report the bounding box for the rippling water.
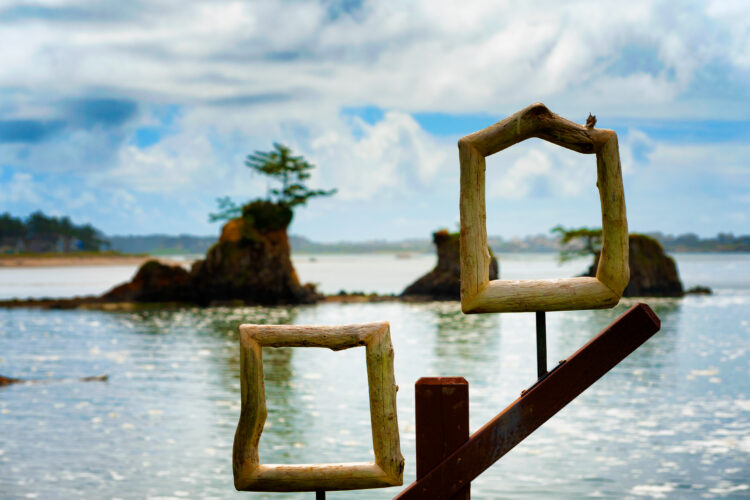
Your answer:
[0,254,749,499]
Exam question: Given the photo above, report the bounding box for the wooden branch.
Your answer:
[459,102,613,157]
[233,336,264,476]
[467,277,619,314]
[233,322,403,492]
[242,463,393,492]
[238,322,386,350]
[459,103,629,313]
[394,303,660,500]
[595,135,629,295]
[459,141,489,302]
[367,327,405,483]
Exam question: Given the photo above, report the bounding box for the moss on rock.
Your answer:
[241,200,293,233]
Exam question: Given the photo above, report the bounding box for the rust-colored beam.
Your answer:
[394,303,660,500]
[415,377,470,499]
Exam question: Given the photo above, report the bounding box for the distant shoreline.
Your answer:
[0,254,185,268]
[3,249,750,269]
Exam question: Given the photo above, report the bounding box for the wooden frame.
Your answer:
[459,102,629,313]
[232,321,404,492]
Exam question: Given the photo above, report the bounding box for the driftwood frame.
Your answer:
[233,321,404,492]
[459,103,629,313]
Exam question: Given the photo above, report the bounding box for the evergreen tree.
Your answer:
[210,143,336,222]
[245,143,336,208]
[551,225,602,262]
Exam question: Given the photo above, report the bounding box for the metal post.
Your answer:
[415,377,470,499]
[535,311,547,378]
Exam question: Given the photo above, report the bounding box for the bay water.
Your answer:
[0,253,748,499]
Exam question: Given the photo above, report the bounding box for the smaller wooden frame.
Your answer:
[459,102,629,313]
[233,322,404,492]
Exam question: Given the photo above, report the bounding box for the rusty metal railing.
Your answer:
[394,303,660,500]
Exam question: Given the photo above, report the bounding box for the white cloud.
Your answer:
[8,102,451,215]
[487,141,597,200]
[3,171,41,203]
[104,136,216,193]
[489,149,554,199]
[2,0,749,118]
[308,111,450,200]
[646,142,750,176]
[1,0,749,237]
[705,1,750,68]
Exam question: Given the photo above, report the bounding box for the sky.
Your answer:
[1,0,749,241]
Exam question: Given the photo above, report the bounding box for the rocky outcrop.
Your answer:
[585,234,683,297]
[1,375,21,386]
[0,374,108,387]
[401,229,499,300]
[102,260,194,302]
[189,217,316,305]
[102,200,318,306]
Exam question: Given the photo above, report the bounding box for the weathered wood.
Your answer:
[459,141,489,303]
[233,321,404,492]
[241,463,393,492]
[595,134,629,295]
[415,378,470,499]
[367,325,404,483]
[458,103,629,313]
[467,278,619,313]
[239,322,386,351]
[394,303,660,500]
[460,103,613,157]
[233,336,264,478]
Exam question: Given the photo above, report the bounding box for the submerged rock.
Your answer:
[401,229,499,300]
[585,234,684,297]
[102,200,318,306]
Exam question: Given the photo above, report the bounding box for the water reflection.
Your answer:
[259,346,308,463]
[197,306,300,396]
[430,301,501,378]
[553,301,682,365]
[2,270,749,499]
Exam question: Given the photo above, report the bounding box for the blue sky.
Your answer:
[1,0,749,241]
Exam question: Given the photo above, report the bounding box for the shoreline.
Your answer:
[3,250,747,269]
[0,293,430,310]
[0,255,186,268]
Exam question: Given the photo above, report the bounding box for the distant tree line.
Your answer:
[650,232,750,252]
[0,211,109,253]
[549,226,750,257]
[108,234,216,255]
[291,231,750,255]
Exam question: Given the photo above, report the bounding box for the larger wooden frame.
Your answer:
[233,321,404,492]
[459,103,629,313]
